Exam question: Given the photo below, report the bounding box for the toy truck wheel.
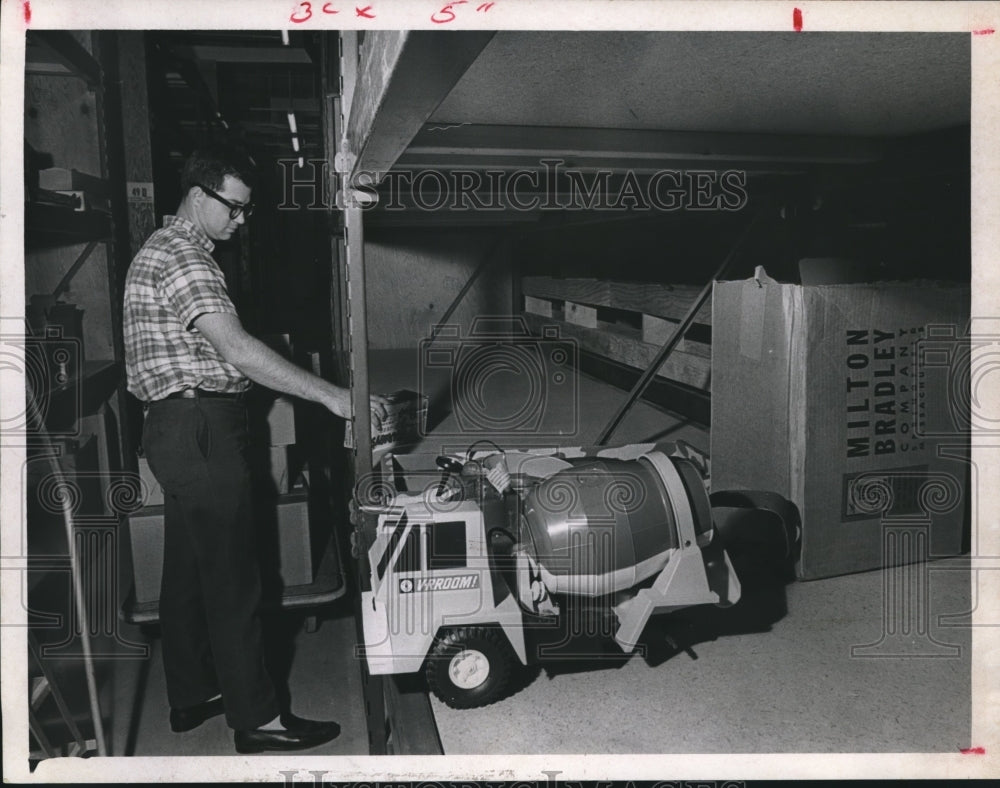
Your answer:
[425,627,517,709]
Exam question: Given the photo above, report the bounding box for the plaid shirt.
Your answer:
[124,215,249,402]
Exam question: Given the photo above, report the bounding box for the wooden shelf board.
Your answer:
[522,311,711,391]
[523,276,713,326]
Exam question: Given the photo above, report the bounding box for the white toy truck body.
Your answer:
[355,442,746,708]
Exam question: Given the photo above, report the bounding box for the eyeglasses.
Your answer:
[196,183,255,220]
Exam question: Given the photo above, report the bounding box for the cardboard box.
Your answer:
[273,493,314,587]
[266,397,296,446]
[128,505,165,604]
[268,446,291,493]
[137,456,164,508]
[711,270,969,579]
[263,445,306,494]
[248,445,305,494]
[38,166,108,196]
[344,389,428,458]
[127,493,316,604]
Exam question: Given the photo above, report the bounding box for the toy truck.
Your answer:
[353,441,789,708]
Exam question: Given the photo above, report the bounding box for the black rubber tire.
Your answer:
[425,626,517,709]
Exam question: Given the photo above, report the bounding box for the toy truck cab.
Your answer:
[359,490,532,707]
[361,497,529,669]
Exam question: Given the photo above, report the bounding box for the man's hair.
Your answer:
[180,147,256,196]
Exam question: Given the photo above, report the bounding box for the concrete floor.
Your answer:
[370,348,972,754]
[108,601,370,756]
[429,558,971,753]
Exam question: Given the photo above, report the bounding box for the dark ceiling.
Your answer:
[433,32,970,137]
[142,30,969,173]
[146,30,325,168]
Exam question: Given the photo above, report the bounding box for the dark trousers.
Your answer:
[142,398,279,730]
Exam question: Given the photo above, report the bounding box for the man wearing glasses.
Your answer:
[123,148,386,753]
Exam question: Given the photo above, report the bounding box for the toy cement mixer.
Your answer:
[353,441,794,708]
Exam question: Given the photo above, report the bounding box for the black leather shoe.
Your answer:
[169,696,225,733]
[233,713,340,754]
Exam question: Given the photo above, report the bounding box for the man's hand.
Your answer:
[319,386,389,433]
[318,385,351,420]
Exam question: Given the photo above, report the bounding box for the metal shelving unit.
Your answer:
[330,30,496,757]
[23,30,134,762]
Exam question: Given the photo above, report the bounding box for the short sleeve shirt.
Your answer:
[124,215,249,402]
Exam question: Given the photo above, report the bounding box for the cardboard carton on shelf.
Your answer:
[711,267,970,580]
[254,444,306,495]
[136,455,164,508]
[37,167,108,196]
[272,493,314,587]
[265,396,296,447]
[127,505,165,604]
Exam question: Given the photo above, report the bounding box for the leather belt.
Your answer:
[161,388,247,402]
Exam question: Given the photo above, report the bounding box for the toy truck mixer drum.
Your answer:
[515,454,716,600]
